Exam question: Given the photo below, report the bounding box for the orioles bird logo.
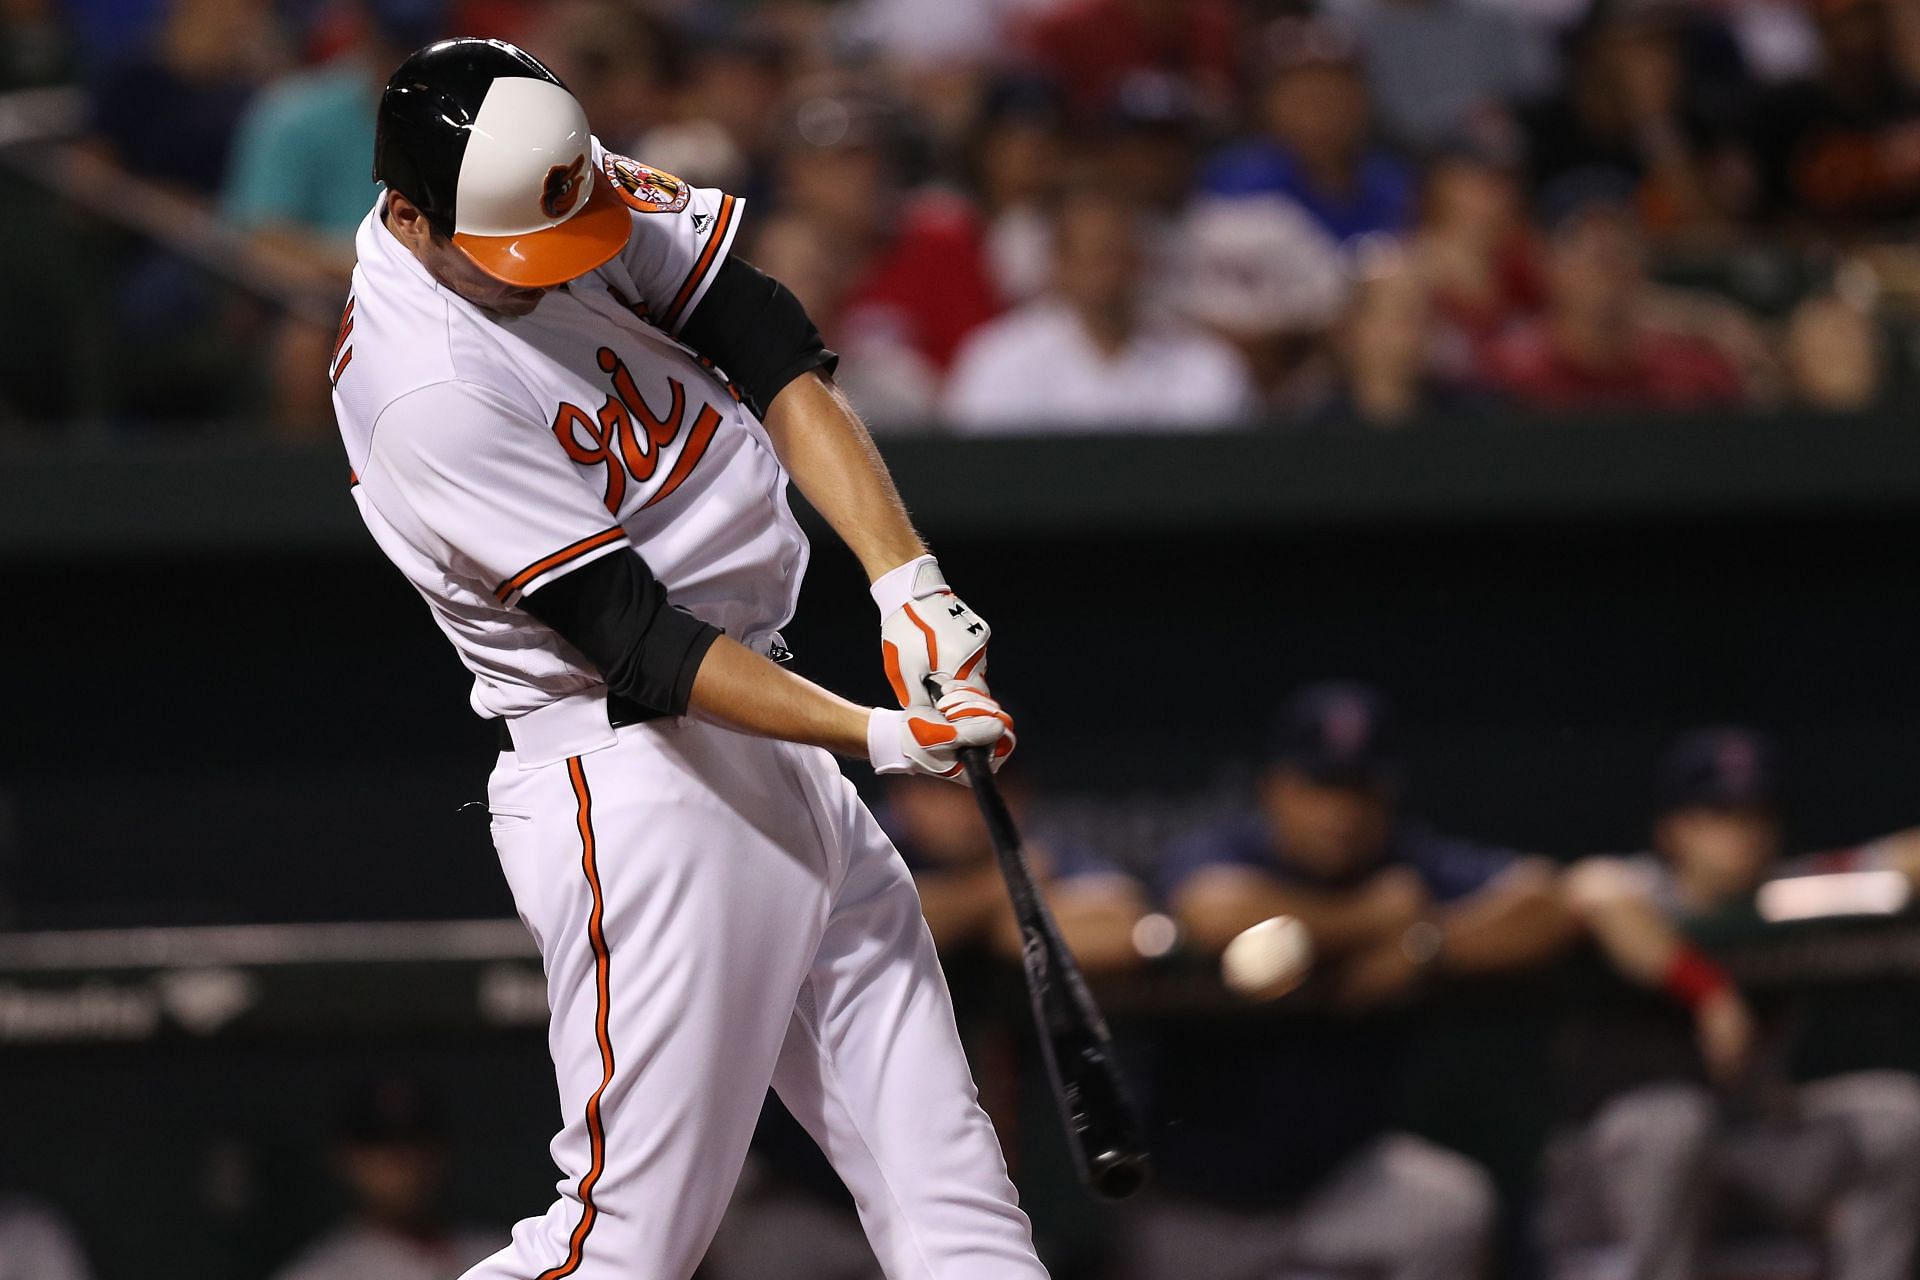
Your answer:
[541,155,587,219]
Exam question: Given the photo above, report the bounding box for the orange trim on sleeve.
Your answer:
[661,194,736,330]
[537,756,616,1280]
[494,526,626,603]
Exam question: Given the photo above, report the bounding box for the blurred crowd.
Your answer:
[6,0,1920,434]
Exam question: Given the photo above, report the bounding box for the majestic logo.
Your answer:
[691,211,713,234]
[551,346,721,514]
[602,153,690,214]
[541,155,588,220]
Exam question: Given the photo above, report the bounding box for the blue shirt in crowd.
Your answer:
[224,60,383,241]
[1157,812,1520,907]
[1198,141,1417,244]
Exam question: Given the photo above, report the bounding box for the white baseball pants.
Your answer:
[463,715,1047,1280]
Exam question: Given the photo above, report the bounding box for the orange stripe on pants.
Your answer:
[538,756,615,1279]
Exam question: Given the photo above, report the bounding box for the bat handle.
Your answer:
[958,745,993,785]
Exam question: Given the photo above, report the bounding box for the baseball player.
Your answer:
[1553,728,1920,1280]
[331,38,1043,1280]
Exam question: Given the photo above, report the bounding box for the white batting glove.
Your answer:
[872,554,990,708]
[868,689,1015,781]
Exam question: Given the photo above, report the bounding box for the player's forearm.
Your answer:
[1563,867,1686,988]
[1432,862,1580,975]
[761,371,926,581]
[685,633,871,756]
[1175,875,1413,958]
[1003,883,1151,976]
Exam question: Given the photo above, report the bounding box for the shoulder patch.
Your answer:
[602,153,691,214]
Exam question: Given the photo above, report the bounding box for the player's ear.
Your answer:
[385,191,434,248]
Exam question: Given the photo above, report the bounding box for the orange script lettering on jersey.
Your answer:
[550,347,721,514]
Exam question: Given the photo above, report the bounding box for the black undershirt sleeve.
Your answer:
[678,255,838,417]
[520,550,722,719]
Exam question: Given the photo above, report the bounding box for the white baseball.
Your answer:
[1221,915,1314,1000]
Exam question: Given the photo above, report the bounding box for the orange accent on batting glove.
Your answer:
[876,556,991,710]
[935,686,1016,771]
[868,706,1000,781]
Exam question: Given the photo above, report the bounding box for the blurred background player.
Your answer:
[1135,680,1577,1280]
[271,1077,500,1280]
[1551,726,1920,1280]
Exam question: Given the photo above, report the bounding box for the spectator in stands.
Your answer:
[771,77,1001,423]
[1199,17,1416,246]
[225,0,443,257]
[1097,69,1209,306]
[1177,195,1347,412]
[86,0,281,197]
[1325,244,1490,426]
[835,0,1041,77]
[1784,288,1885,409]
[1020,0,1239,125]
[1518,2,1749,237]
[534,2,675,165]
[0,1196,94,1280]
[1751,0,1920,228]
[1476,173,1757,411]
[1413,136,1546,381]
[1551,728,1920,1280]
[633,30,790,196]
[222,0,443,437]
[1328,0,1548,153]
[964,75,1066,309]
[76,0,284,425]
[272,1077,500,1280]
[1141,680,1577,1280]
[0,0,75,91]
[945,183,1256,433]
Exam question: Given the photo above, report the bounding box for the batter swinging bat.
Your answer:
[955,744,1152,1200]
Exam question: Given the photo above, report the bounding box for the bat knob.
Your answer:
[1087,1148,1152,1201]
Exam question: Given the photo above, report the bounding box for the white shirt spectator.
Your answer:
[943,299,1257,434]
[835,0,1063,66]
[1179,196,1351,339]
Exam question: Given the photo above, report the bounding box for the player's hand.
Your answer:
[872,554,990,708]
[867,689,1015,781]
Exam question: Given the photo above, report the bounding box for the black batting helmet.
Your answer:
[373,38,630,287]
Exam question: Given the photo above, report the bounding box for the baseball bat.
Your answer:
[956,744,1152,1200]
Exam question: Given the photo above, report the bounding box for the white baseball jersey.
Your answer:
[332,136,1047,1280]
[332,140,808,725]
